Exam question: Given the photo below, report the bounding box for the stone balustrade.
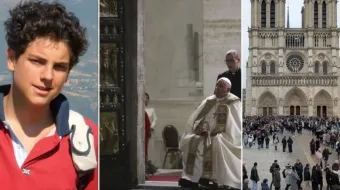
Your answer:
[251,75,338,86]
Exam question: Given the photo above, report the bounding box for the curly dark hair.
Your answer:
[4,0,89,70]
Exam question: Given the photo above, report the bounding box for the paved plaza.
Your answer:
[243,130,338,189]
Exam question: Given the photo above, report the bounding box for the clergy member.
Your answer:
[217,49,241,99]
[178,77,242,189]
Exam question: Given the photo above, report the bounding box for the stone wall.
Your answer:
[203,0,241,96]
[143,0,204,100]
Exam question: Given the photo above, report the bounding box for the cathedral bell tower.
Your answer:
[246,0,340,117]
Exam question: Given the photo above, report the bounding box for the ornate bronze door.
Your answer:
[100,0,138,189]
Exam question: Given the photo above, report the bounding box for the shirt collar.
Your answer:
[0,84,70,136]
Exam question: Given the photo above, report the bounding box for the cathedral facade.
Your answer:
[245,0,340,117]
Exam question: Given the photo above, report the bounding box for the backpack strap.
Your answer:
[68,110,97,172]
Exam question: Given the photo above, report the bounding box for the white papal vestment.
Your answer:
[179,93,241,189]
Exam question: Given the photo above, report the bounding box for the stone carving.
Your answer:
[290,95,301,105]
[265,54,271,60]
[252,76,338,87]
[309,98,313,105]
[275,51,279,55]
[252,98,257,106]
[279,61,283,66]
[286,55,304,73]
[334,98,338,106]
[253,61,257,66]
[279,98,283,106]
[262,97,276,106]
[318,54,325,60]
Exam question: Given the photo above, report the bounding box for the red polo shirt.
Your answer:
[0,85,98,190]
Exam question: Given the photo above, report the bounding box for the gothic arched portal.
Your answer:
[283,88,308,116]
[314,90,333,117]
[257,91,278,116]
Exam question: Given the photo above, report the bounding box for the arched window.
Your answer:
[314,1,318,28]
[322,1,326,28]
[314,61,319,73]
[261,0,266,27]
[261,62,266,74]
[270,62,275,74]
[323,62,328,74]
[270,0,275,28]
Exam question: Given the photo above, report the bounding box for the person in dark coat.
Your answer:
[331,169,340,189]
[304,164,311,188]
[332,160,339,171]
[269,160,280,189]
[311,166,319,190]
[282,136,287,152]
[310,139,316,155]
[265,136,270,149]
[257,136,263,150]
[216,49,241,99]
[250,162,260,190]
[273,165,281,190]
[294,159,303,189]
[316,139,320,151]
[325,166,339,190]
[322,147,332,169]
[315,164,323,189]
[325,166,332,190]
[261,178,269,190]
[287,137,293,153]
[243,162,248,181]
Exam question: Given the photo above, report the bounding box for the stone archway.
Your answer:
[314,90,333,117]
[283,87,308,115]
[257,91,278,116]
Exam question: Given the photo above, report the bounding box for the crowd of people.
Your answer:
[242,116,340,190]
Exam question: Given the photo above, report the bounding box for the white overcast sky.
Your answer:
[241,0,340,88]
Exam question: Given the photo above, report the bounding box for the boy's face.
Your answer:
[7,37,70,107]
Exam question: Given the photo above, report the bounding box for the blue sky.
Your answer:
[241,0,340,88]
[0,0,98,72]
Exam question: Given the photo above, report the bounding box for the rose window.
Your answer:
[286,55,304,73]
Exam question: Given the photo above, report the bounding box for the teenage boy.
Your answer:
[0,1,98,189]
